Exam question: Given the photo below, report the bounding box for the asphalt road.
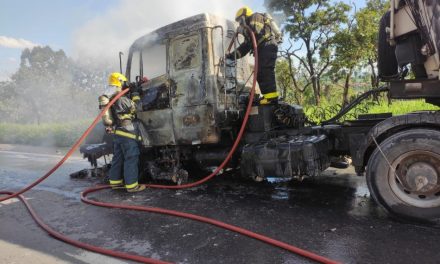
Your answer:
[1,144,439,264]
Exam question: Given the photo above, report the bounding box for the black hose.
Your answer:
[321,86,389,125]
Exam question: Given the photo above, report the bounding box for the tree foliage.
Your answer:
[329,0,389,106]
[266,0,351,105]
[0,46,105,124]
[267,0,389,109]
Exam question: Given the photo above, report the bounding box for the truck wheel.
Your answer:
[366,129,440,222]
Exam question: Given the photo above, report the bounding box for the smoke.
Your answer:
[71,0,245,69]
[0,36,39,49]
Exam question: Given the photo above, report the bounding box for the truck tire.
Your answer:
[378,11,398,81]
[366,129,440,222]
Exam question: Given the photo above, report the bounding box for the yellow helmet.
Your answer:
[235,6,253,22]
[108,72,127,89]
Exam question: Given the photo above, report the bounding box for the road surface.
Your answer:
[1,144,439,264]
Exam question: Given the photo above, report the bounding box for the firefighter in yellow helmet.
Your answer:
[99,72,145,192]
[227,6,283,104]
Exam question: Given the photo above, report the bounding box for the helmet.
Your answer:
[108,72,127,89]
[235,6,253,22]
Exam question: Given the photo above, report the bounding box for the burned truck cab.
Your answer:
[126,14,253,148]
[120,14,259,182]
[82,13,319,182]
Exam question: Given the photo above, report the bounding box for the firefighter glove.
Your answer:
[128,82,138,93]
[105,126,113,134]
[225,53,235,60]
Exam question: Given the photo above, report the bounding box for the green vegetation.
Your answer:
[0,46,105,147]
[368,100,440,115]
[304,98,440,124]
[0,120,91,147]
[267,0,439,123]
[0,46,103,125]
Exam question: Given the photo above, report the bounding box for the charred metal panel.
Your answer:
[168,32,220,145]
[172,105,219,145]
[247,105,276,132]
[240,134,330,179]
[172,35,200,71]
[169,33,203,107]
[137,109,175,146]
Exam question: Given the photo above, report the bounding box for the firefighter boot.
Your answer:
[127,184,146,193]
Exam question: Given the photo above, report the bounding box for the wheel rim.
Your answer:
[388,150,440,208]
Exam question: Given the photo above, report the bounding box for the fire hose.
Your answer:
[0,26,340,264]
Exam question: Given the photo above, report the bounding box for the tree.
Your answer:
[1,46,102,124]
[331,10,363,107]
[275,59,304,104]
[10,46,70,124]
[356,0,389,89]
[266,0,351,105]
[330,0,389,106]
[0,80,18,120]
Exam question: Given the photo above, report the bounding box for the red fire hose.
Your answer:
[0,27,340,264]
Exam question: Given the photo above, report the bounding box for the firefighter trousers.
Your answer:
[108,134,140,188]
[257,42,278,97]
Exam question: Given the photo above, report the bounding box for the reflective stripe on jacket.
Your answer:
[114,129,142,141]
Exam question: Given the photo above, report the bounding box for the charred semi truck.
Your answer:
[81,1,440,222]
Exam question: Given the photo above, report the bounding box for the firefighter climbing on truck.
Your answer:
[226,6,282,105]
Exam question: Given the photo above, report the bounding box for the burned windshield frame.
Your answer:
[126,39,167,83]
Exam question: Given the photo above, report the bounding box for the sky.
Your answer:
[0,0,364,81]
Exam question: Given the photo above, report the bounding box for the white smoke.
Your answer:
[71,0,246,69]
[0,36,39,49]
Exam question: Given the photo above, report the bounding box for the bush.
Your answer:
[0,120,91,147]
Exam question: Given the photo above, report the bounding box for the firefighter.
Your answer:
[226,6,282,105]
[99,72,145,192]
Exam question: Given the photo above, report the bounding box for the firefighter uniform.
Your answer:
[227,7,282,104]
[100,72,145,193]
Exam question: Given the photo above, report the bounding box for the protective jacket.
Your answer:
[109,94,141,140]
[231,13,281,59]
[229,13,281,101]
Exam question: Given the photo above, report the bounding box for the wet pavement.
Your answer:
[1,145,440,264]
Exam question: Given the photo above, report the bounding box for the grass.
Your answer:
[304,99,440,123]
[367,99,440,115]
[0,120,91,147]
